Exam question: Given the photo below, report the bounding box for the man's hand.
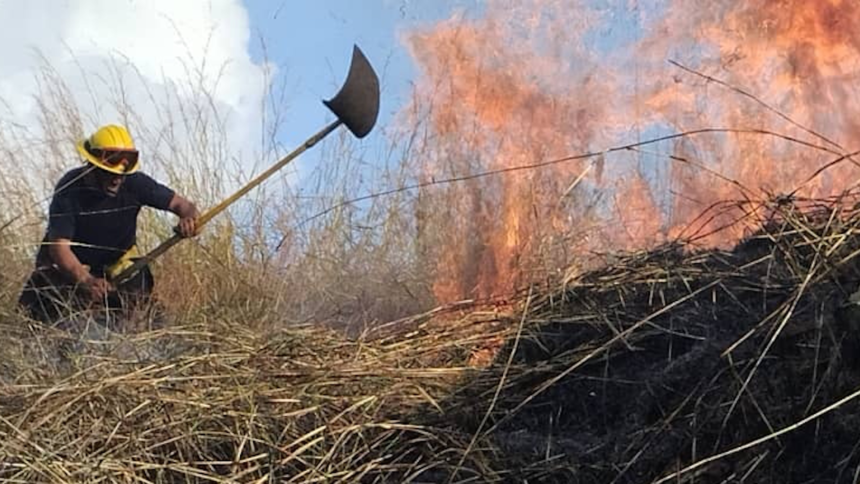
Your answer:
[81,275,113,301]
[174,216,198,238]
[49,239,113,302]
[168,194,200,238]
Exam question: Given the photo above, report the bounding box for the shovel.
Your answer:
[110,44,380,286]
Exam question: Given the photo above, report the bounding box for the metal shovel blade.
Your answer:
[323,45,380,138]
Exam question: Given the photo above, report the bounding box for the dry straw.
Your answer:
[5,191,860,483]
[4,51,860,484]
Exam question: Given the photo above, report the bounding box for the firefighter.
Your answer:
[18,124,199,327]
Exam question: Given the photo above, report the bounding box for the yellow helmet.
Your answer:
[75,124,140,175]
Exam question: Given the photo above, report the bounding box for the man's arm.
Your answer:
[167,194,200,238]
[44,189,110,300]
[130,173,199,238]
[48,239,112,299]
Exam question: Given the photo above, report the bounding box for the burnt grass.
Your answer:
[425,205,860,483]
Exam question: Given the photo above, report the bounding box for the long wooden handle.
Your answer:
[111,120,343,285]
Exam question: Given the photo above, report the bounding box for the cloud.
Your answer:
[0,0,272,185]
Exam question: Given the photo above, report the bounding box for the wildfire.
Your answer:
[405,0,860,303]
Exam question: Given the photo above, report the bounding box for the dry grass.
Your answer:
[4,52,860,484]
[0,301,515,483]
[5,192,860,483]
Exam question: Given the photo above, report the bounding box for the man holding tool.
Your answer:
[18,124,199,325]
[20,45,380,330]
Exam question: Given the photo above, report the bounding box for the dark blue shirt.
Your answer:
[36,167,175,274]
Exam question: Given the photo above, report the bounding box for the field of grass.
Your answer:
[4,60,860,483]
[0,61,511,482]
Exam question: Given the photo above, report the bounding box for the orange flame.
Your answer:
[405,0,860,303]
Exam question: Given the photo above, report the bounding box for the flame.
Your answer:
[405,0,860,303]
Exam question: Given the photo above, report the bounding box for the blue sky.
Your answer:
[0,0,483,178]
[242,1,483,158]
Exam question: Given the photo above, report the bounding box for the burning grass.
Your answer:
[432,194,860,483]
[8,6,860,480]
[4,194,860,483]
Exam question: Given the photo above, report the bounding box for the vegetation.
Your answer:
[3,57,860,483]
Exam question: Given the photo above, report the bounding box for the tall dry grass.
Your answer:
[0,52,492,483]
[0,51,445,333]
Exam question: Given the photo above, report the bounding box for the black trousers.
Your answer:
[18,265,155,326]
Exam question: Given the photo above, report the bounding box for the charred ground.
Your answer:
[431,200,860,483]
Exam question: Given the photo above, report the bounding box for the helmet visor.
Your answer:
[88,146,139,173]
